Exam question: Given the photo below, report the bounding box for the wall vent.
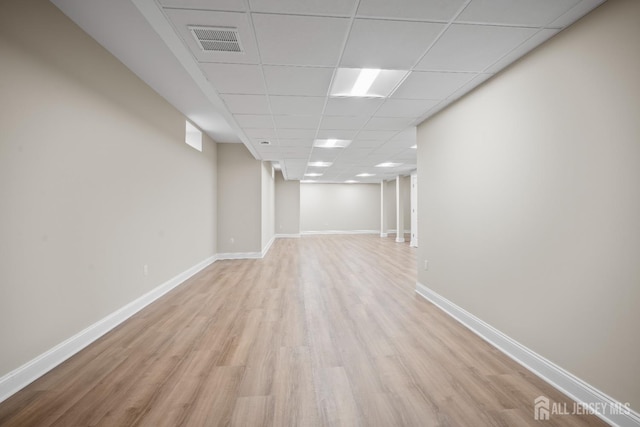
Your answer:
[188,26,243,53]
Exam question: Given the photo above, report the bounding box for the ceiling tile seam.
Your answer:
[476,0,580,78]
[452,21,545,29]
[133,0,261,158]
[243,0,284,174]
[407,0,580,130]
[161,6,247,13]
[248,11,354,19]
[356,0,478,142]
[403,0,473,77]
[301,0,362,179]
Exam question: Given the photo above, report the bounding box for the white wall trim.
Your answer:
[275,233,301,239]
[0,254,218,404]
[261,235,275,258]
[216,251,263,260]
[301,230,379,235]
[415,282,640,427]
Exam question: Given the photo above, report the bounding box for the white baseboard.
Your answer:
[261,235,275,258]
[415,282,640,427]
[387,229,412,234]
[0,255,217,404]
[275,233,301,239]
[380,232,389,238]
[216,251,263,260]
[301,230,379,235]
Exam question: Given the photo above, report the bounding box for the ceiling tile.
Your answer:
[200,63,265,94]
[249,0,356,15]
[340,148,374,159]
[159,0,246,11]
[324,98,384,116]
[444,73,495,102]
[234,114,274,128]
[222,94,270,114]
[269,96,326,115]
[263,66,333,96]
[390,126,417,141]
[244,128,277,139]
[278,139,313,148]
[277,129,317,139]
[273,115,321,129]
[316,129,359,140]
[549,0,605,27]
[416,24,538,72]
[486,29,559,73]
[375,99,439,118]
[351,139,386,148]
[457,0,580,26]
[320,116,370,130]
[279,147,312,158]
[357,130,399,140]
[341,19,445,69]
[392,71,475,99]
[164,9,259,64]
[252,14,350,66]
[357,0,467,21]
[364,117,414,131]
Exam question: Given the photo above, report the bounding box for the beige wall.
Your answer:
[0,0,217,377]
[301,183,380,233]
[275,172,300,235]
[261,162,275,250]
[417,0,640,410]
[217,143,262,253]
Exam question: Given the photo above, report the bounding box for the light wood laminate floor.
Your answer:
[0,235,607,426]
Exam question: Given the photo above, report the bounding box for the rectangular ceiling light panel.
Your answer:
[330,68,409,98]
[313,139,352,148]
[189,26,243,53]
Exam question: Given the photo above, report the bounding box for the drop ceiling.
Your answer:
[52,0,605,182]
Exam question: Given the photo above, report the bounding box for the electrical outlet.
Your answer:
[143,264,149,276]
[423,260,429,271]
[230,237,235,244]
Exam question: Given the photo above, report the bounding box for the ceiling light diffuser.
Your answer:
[351,69,380,96]
[330,68,410,98]
[345,180,358,183]
[356,173,375,177]
[313,139,351,148]
[411,144,417,149]
[308,161,332,168]
[304,172,323,177]
[375,162,402,168]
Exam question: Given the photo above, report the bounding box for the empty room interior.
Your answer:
[1,0,639,425]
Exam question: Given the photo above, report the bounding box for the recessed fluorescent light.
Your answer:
[313,139,351,148]
[308,161,332,167]
[375,162,402,168]
[351,69,380,96]
[301,180,317,183]
[411,144,417,149]
[330,68,410,98]
[304,172,323,177]
[356,173,375,177]
[345,180,358,184]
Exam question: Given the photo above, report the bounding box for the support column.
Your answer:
[380,181,388,237]
[396,176,405,243]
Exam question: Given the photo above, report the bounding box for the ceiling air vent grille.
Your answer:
[189,26,243,53]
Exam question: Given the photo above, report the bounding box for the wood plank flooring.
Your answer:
[0,235,607,426]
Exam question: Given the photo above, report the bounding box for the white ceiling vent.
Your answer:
[188,26,243,53]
